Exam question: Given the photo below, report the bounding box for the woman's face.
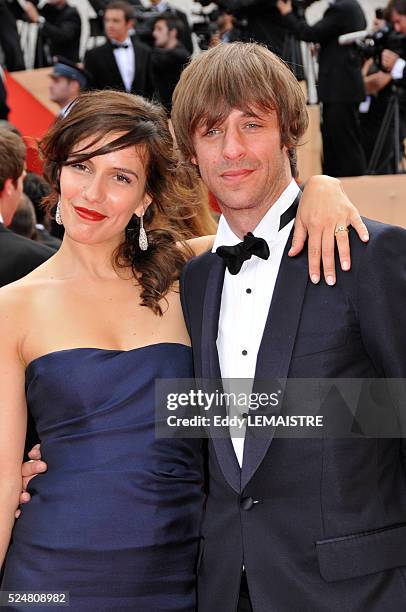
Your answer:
[59,133,152,246]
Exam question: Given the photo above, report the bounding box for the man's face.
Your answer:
[1,170,25,226]
[392,9,406,34]
[49,75,77,108]
[191,107,291,217]
[104,9,132,42]
[153,20,170,48]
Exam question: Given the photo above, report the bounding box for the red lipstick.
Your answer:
[74,207,107,222]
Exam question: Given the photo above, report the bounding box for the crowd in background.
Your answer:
[0,0,406,277]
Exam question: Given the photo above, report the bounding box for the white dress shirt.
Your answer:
[112,37,135,92]
[213,179,300,466]
[0,212,3,223]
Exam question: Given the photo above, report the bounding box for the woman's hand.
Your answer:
[290,175,369,285]
[15,444,47,519]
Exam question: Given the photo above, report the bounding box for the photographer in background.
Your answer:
[209,10,241,46]
[151,13,190,113]
[382,0,406,85]
[278,0,367,177]
[358,4,405,173]
[199,0,297,59]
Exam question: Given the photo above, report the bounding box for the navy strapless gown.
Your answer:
[1,344,204,611]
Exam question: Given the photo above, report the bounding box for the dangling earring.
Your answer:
[55,199,63,225]
[139,213,148,251]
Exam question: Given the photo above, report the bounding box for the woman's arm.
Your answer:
[291,175,369,285]
[0,291,27,566]
[186,235,215,257]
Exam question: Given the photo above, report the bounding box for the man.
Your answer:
[277,0,367,177]
[171,43,406,611]
[24,0,81,66]
[48,58,89,117]
[151,13,190,112]
[84,0,153,98]
[0,129,52,287]
[0,0,25,71]
[149,0,193,54]
[382,0,406,80]
[209,9,241,45]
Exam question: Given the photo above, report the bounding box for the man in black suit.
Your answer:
[151,13,190,112]
[172,42,406,611]
[277,0,367,177]
[84,0,153,98]
[24,0,81,66]
[0,129,53,287]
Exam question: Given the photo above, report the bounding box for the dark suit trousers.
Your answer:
[321,102,366,177]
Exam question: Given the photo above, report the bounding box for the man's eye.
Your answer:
[205,128,221,137]
[245,123,261,129]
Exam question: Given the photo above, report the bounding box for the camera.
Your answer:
[357,26,405,70]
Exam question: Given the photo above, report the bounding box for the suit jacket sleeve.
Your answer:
[356,224,406,470]
[282,7,345,44]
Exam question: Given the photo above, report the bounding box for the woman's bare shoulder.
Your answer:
[0,262,56,316]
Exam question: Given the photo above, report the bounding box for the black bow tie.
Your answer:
[216,196,300,275]
[111,42,129,49]
[216,233,270,275]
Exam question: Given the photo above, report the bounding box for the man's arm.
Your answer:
[277,0,344,43]
[382,50,406,89]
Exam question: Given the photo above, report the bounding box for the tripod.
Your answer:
[367,84,405,175]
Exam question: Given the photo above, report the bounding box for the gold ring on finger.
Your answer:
[334,225,349,235]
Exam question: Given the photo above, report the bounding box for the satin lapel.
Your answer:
[240,235,309,491]
[201,254,241,494]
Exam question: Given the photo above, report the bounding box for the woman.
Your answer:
[0,90,362,611]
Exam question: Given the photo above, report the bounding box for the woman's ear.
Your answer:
[134,193,152,217]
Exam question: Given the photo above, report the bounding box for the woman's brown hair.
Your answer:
[40,90,199,315]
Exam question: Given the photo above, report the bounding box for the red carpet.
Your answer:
[4,71,55,173]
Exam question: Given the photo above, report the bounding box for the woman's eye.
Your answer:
[71,163,89,172]
[115,174,131,184]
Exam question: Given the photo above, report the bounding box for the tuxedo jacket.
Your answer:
[84,37,153,99]
[0,223,53,288]
[180,218,406,611]
[283,0,366,103]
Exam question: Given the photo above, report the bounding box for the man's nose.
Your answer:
[222,127,246,160]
